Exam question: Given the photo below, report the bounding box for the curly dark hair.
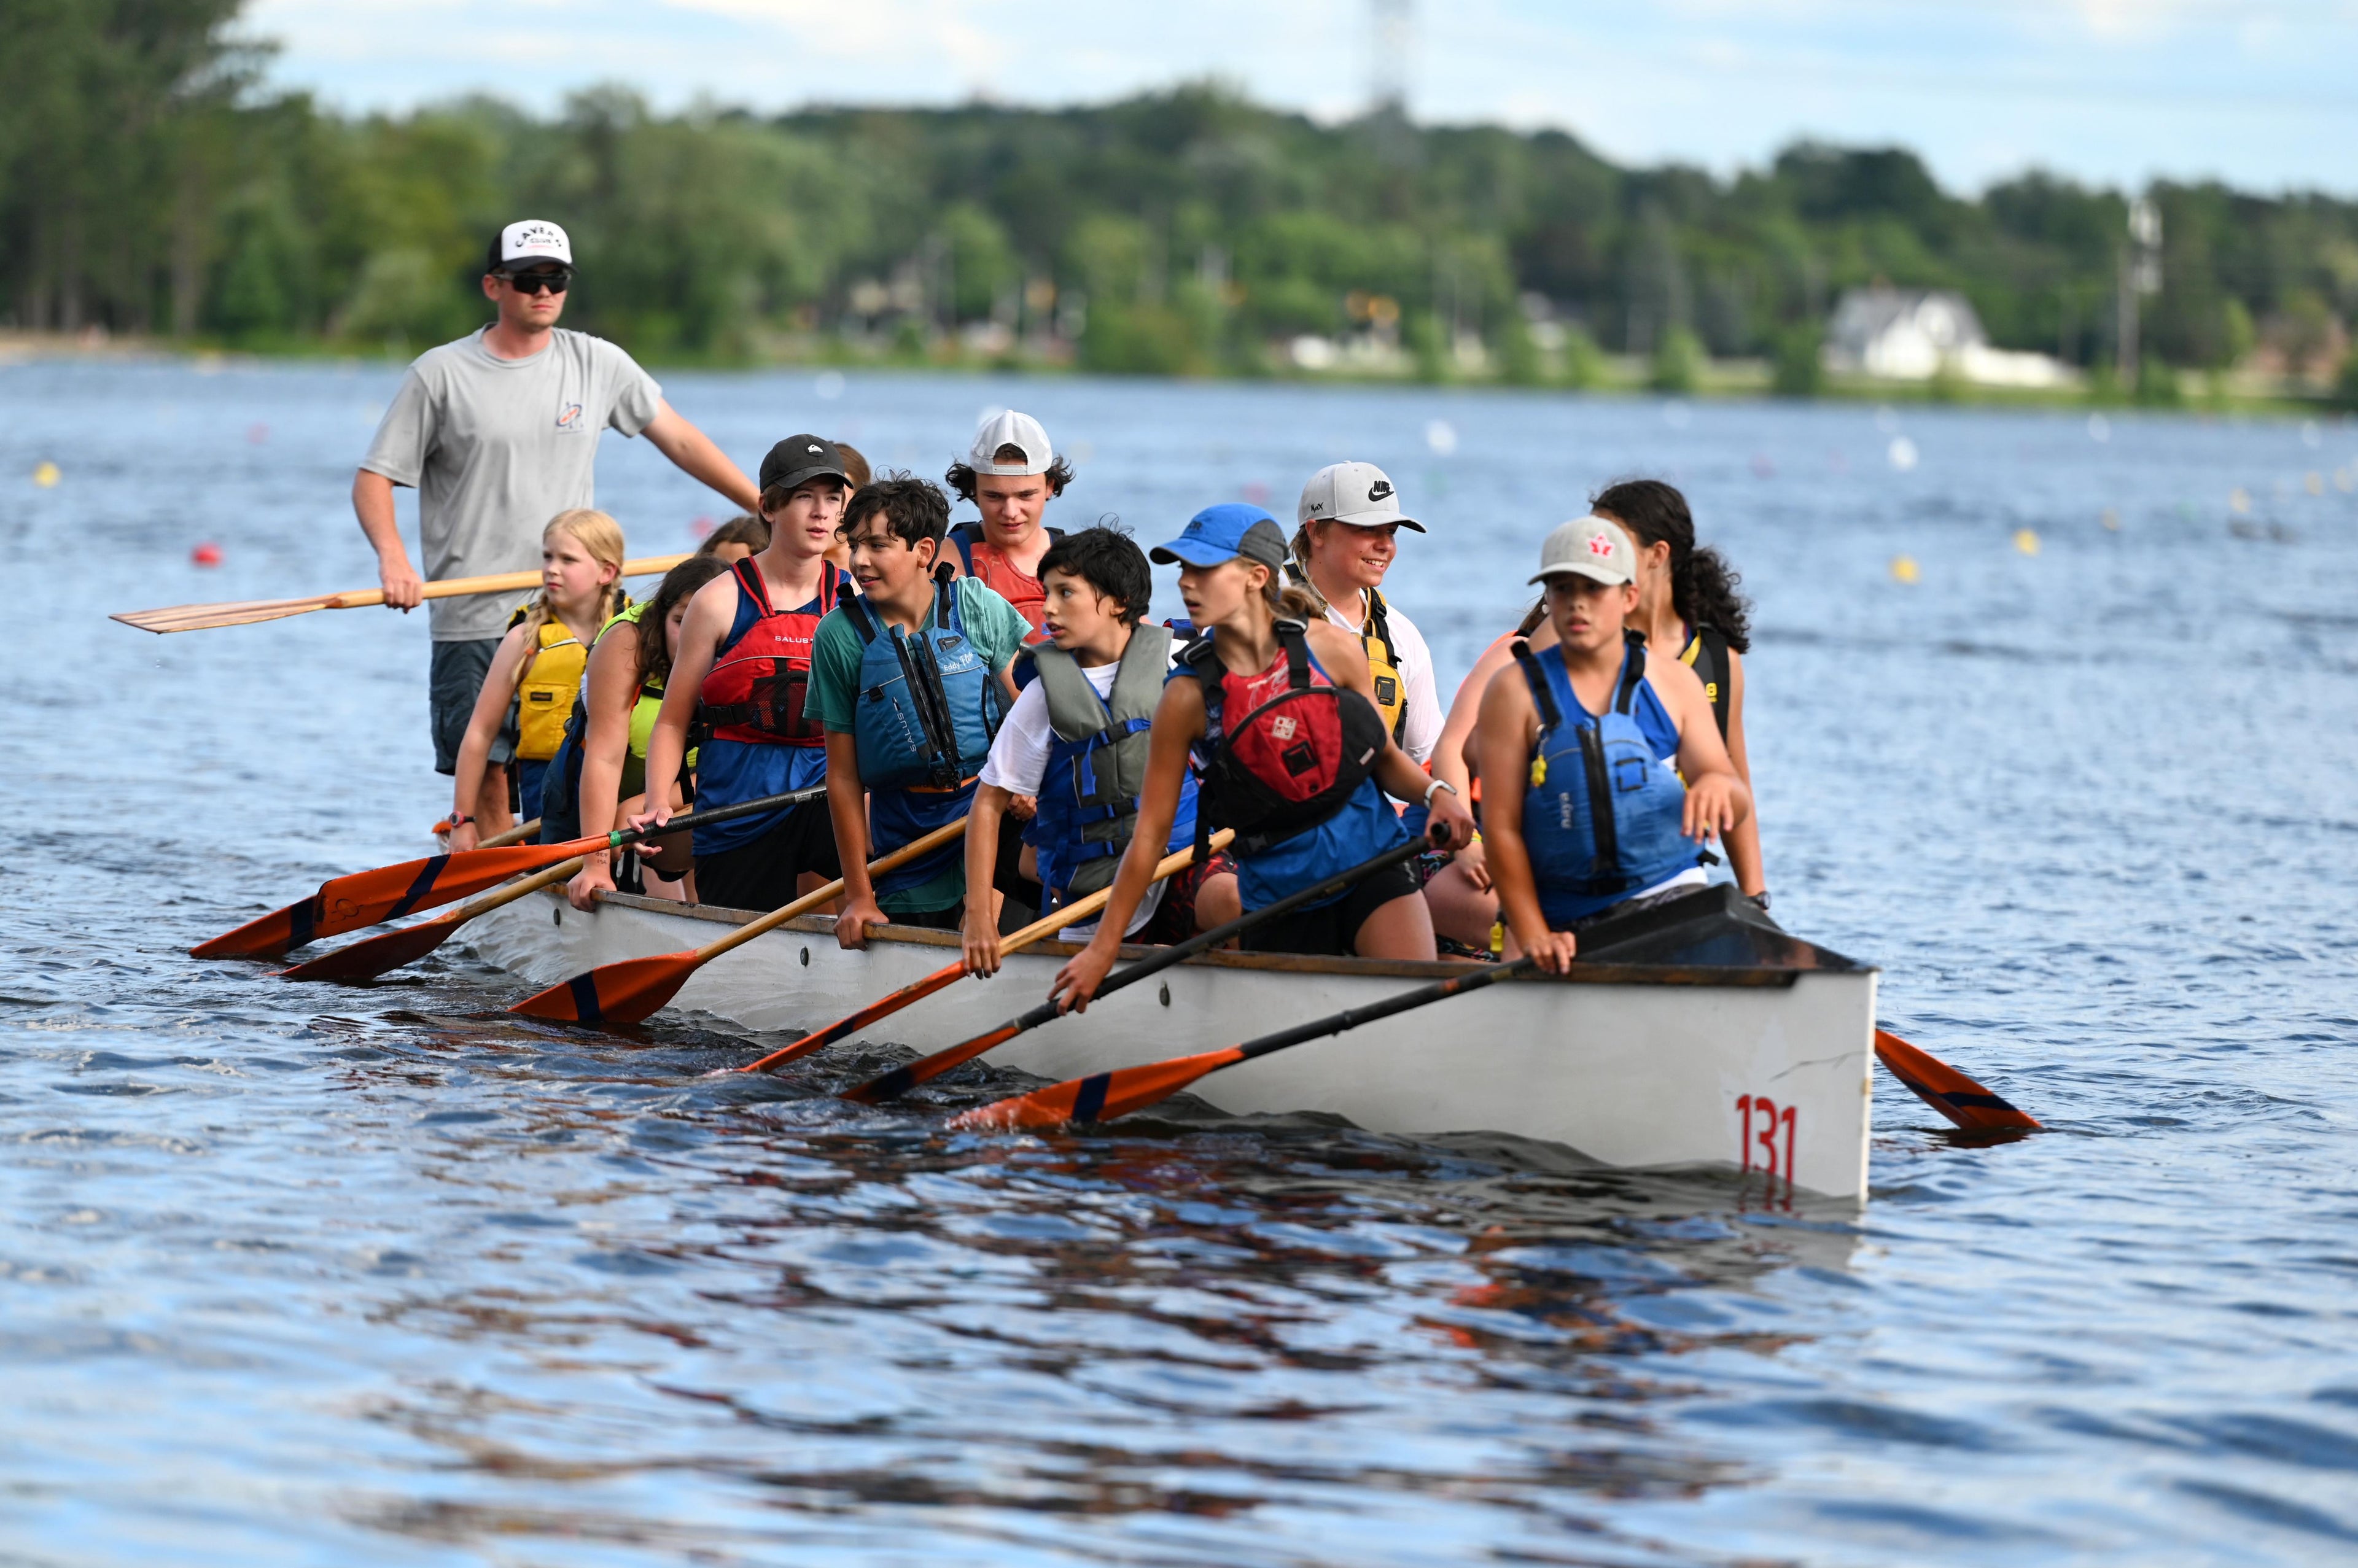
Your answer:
[1036,524,1151,626]
[841,472,952,548]
[1590,478,1751,653]
[945,443,1075,503]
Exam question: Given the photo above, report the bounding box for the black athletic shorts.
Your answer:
[692,798,842,911]
[430,638,516,775]
[1239,857,1424,958]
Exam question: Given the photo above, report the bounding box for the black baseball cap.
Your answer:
[760,435,851,494]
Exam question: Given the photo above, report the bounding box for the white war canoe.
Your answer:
[465,883,1877,1201]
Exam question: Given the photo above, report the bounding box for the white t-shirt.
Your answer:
[980,658,1165,938]
[361,327,663,642]
[1326,591,1442,767]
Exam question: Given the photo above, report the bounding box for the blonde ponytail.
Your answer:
[512,508,628,693]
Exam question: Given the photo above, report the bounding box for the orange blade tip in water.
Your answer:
[1873,1029,2041,1132]
[947,1049,1241,1133]
[507,952,696,1026]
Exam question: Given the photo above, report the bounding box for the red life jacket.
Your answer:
[1183,623,1387,856]
[951,521,1062,643]
[698,557,842,747]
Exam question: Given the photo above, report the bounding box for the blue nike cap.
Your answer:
[1150,503,1291,570]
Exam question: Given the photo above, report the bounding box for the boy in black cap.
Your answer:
[626,436,856,910]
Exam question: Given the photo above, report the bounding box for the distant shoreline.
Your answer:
[0,330,2333,418]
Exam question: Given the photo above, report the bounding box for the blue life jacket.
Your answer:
[840,572,1002,792]
[1016,626,1197,910]
[1515,634,1697,927]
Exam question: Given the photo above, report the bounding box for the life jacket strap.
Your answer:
[1510,638,1562,729]
[1614,630,1648,715]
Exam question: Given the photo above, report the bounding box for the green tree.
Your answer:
[1650,325,1703,392]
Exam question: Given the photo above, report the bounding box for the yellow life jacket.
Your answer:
[1359,586,1409,743]
[515,618,588,761]
[1288,567,1410,744]
[596,601,693,791]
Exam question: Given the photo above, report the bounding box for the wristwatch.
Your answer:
[1748,890,1772,912]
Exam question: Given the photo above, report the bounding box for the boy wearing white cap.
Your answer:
[1474,517,1748,974]
[357,218,759,827]
[943,409,1072,643]
[1288,461,1442,769]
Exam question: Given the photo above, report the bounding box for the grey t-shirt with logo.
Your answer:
[360,326,663,642]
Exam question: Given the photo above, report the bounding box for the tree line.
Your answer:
[6,0,2354,397]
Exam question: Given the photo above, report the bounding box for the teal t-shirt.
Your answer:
[809,575,1030,912]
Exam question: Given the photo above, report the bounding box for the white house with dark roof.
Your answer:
[1824,287,2072,388]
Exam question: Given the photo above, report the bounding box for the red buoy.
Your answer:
[191,542,224,567]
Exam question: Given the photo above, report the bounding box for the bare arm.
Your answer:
[351,469,421,610]
[449,627,529,851]
[961,785,1013,976]
[1650,657,1750,845]
[1048,680,1205,1012]
[640,400,758,513]
[1433,632,1519,796]
[1719,648,1765,896]
[826,733,882,948]
[566,623,640,909]
[1472,667,1576,972]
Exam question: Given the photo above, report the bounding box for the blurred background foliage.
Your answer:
[6,0,2357,397]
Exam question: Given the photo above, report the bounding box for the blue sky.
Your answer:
[245,0,2358,196]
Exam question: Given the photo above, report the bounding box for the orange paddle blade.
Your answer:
[278,910,464,982]
[1874,1029,2040,1132]
[507,950,700,1025]
[192,840,599,960]
[740,963,963,1075]
[841,1019,1024,1104]
[948,1047,1245,1132]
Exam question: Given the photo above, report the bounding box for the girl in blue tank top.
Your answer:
[1045,504,1476,1013]
[1476,516,1751,975]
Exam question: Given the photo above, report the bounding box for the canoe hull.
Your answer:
[468,891,1876,1200]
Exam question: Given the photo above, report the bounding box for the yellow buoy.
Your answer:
[1890,554,1920,584]
[2228,487,2252,514]
[2100,508,2121,531]
[2014,529,2040,555]
[33,461,60,488]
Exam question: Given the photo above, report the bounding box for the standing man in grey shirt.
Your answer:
[354,219,759,829]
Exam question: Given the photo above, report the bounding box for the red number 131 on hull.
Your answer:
[1736,1093,1797,1189]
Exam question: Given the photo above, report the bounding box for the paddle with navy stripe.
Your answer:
[191,786,826,961]
[843,836,1430,1105]
[738,832,1235,1077]
[506,817,971,1026]
[1872,1029,2039,1131]
[278,856,587,983]
[951,957,1543,1131]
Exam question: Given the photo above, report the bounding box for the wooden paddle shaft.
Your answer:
[990,831,1234,955]
[317,554,690,611]
[478,817,543,850]
[690,817,973,963]
[450,856,585,920]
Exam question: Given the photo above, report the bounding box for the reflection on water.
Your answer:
[4,360,2356,1564]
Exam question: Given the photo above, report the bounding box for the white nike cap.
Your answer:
[968,409,1054,476]
[494,219,573,271]
[1297,460,1423,532]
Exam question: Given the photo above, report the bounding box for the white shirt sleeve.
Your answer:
[978,680,1056,795]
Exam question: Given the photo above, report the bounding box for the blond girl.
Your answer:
[447,510,626,852]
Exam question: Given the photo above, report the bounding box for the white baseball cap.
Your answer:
[1531,516,1637,586]
[1298,460,1423,532]
[968,409,1054,476]
[492,219,573,271]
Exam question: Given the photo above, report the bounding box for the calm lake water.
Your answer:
[4,358,2354,1566]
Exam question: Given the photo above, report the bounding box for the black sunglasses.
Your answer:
[499,268,571,295]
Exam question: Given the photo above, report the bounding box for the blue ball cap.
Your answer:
[1150,502,1290,570]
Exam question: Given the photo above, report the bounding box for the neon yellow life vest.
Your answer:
[594,602,692,793]
[515,618,588,761]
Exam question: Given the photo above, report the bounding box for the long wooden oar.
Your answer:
[844,837,1429,1104]
[508,818,971,1025]
[279,856,585,983]
[113,556,690,634]
[1874,1029,2040,1131]
[740,831,1236,1077]
[952,958,1543,1131]
[193,786,823,961]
